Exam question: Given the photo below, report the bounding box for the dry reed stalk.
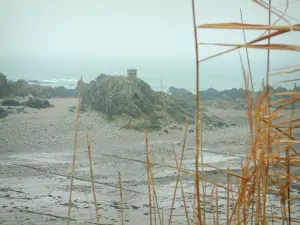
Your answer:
[85,133,100,225]
[197,27,291,63]
[161,160,237,193]
[149,147,158,225]
[67,77,83,225]
[226,144,230,225]
[240,159,247,225]
[162,156,248,180]
[145,129,153,225]
[168,121,189,225]
[150,178,163,225]
[286,84,296,225]
[264,1,272,223]
[137,1,300,224]
[198,43,300,51]
[252,0,292,25]
[271,63,300,71]
[270,68,300,76]
[200,121,206,225]
[238,25,255,225]
[180,181,190,225]
[198,2,299,223]
[240,9,255,100]
[197,23,300,31]
[118,172,124,225]
[215,188,219,225]
[153,193,157,225]
[149,155,163,225]
[191,0,202,224]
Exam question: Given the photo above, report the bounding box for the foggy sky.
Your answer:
[0,0,299,90]
[1,0,299,59]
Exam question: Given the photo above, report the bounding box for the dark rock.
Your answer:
[0,74,76,99]
[163,129,168,134]
[68,106,76,112]
[0,73,13,97]
[25,97,52,108]
[1,99,21,106]
[131,205,140,210]
[77,74,232,131]
[14,79,29,97]
[78,75,197,131]
[5,110,15,114]
[53,86,76,98]
[80,105,87,112]
[170,124,178,130]
[15,107,25,114]
[0,107,8,118]
[188,128,194,133]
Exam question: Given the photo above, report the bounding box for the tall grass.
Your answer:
[187,0,300,224]
[66,1,300,224]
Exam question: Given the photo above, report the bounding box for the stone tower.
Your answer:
[127,69,137,79]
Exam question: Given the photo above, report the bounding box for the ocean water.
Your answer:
[0,56,297,91]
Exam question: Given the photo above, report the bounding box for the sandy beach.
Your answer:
[1,98,299,225]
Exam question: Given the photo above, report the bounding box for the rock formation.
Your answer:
[77,74,228,131]
[0,73,76,99]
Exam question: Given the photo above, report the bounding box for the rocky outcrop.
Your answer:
[25,97,53,108]
[0,74,76,99]
[0,73,13,97]
[169,86,245,102]
[0,107,8,119]
[169,85,300,110]
[78,74,228,131]
[52,86,76,98]
[15,82,76,99]
[169,86,293,110]
[1,99,21,106]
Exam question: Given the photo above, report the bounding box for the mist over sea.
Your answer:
[0,56,297,92]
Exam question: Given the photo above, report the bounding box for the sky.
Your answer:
[0,0,299,90]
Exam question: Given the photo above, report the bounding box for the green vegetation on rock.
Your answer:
[78,74,228,131]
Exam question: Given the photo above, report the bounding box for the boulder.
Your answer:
[68,106,76,112]
[53,86,76,97]
[169,124,179,130]
[25,97,52,108]
[0,73,13,97]
[1,99,21,106]
[188,128,194,133]
[5,110,15,114]
[0,107,8,119]
[15,107,25,114]
[78,74,229,131]
[0,73,76,99]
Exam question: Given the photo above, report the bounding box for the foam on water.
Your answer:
[25,78,78,89]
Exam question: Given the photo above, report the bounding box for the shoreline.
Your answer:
[1,98,299,224]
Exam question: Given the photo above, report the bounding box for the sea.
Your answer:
[0,56,297,92]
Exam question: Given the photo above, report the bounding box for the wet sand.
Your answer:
[0,98,299,224]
